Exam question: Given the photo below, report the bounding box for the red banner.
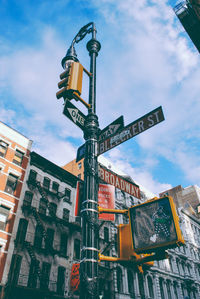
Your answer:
[70,263,80,293]
[75,181,84,217]
[98,184,115,221]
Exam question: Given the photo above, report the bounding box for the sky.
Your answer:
[0,0,200,196]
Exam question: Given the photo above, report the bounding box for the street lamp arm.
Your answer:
[73,22,94,44]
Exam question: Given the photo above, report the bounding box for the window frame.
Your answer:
[4,173,18,195]
[13,149,24,166]
[0,140,8,158]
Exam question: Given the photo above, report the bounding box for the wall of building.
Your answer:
[2,152,82,299]
[0,122,32,289]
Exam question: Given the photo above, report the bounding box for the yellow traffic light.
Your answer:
[129,196,185,254]
[56,61,83,100]
[117,224,154,270]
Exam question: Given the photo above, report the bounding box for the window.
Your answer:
[49,202,57,217]
[28,170,37,183]
[166,280,172,299]
[0,205,10,231]
[74,239,81,259]
[13,149,24,166]
[39,198,47,215]
[52,182,59,193]
[23,191,33,207]
[64,188,71,203]
[173,282,179,299]
[4,173,18,195]
[28,259,39,288]
[127,270,135,297]
[116,267,123,293]
[0,140,8,157]
[63,208,70,221]
[9,254,22,286]
[15,218,28,245]
[40,262,51,290]
[45,228,54,250]
[147,276,154,299]
[104,227,109,242]
[78,162,82,169]
[34,225,43,249]
[43,177,50,190]
[57,266,65,295]
[60,233,68,256]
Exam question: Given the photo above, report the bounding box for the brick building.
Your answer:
[0,121,32,296]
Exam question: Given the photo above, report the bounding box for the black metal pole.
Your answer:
[80,23,101,299]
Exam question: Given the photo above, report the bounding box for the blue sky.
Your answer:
[0,0,200,195]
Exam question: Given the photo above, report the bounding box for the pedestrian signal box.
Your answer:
[117,224,154,268]
[129,196,185,254]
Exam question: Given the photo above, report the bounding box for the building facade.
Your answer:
[1,120,200,298]
[0,122,32,296]
[2,152,81,299]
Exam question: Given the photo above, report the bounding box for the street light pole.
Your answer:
[81,23,101,299]
[60,22,101,298]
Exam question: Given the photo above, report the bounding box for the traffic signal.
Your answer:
[117,223,154,270]
[56,61,83,100]
[129,196,185,254]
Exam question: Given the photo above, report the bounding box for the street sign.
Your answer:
[98,106,164,155]
[98,164,140,199]
[63,100,86,130]
[98,115,124,142]
[76,143,86,162]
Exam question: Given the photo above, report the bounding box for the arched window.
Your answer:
[116,267,123,293]
[147,276,154,299]
[127,270,135,297]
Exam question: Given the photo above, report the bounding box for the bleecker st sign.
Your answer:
[98,164,140,199]
[98,106,164,155]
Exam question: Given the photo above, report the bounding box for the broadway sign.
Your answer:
[98,164,140,199]
[98,106,164,155]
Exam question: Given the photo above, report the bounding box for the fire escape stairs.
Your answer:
[31,207,47,240]
[100,240,114,255]
[35,181,55,217]
[24,241,41,278]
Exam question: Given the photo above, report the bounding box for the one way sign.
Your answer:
[63,101,86,130]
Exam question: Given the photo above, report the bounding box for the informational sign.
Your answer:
[98,164,140,199]
[70,263,80,293]
[98,106,165,155]
[98,184,115,221]
[75,181,84,217]
[63,100,86,130]
[129,196,185,253]
[76,143,86,162]
[98,115,124,142]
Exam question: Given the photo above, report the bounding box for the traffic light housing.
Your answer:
[117,223,154,270]
[129,196,185,254]
[56,61,83,100]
